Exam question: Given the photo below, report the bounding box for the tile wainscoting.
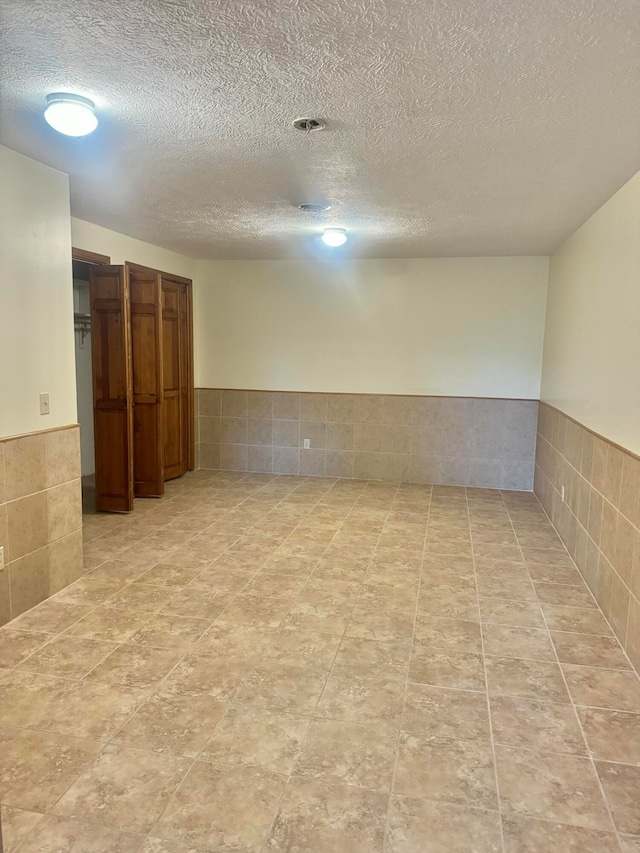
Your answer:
[196,390,538,491]
[0,425,83,626]
[535,403,640,670]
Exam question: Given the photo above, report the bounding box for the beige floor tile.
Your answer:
[490,695,586,754]
[413,615,482,653]
[535,582,598,608]
[417,588,480,621]
[0,806,44,853]
[11,600,94,634]
[86,645,185,689]
[193,621,274,663]
[128,613,212,650]
[237,662,328,714]
[476,575,537,601]
[163,654,251,703]
[387,797,502,853]
[283,601,352,635]
[219,594,293,628]
[485,656,570,703]
[201,705,309,774]
[0,670,69,727]
[479,598,545,628]
[332,636,410,679]
[578,708,640,764]
[482,623,556,661]
[403,682,489,742]
[16,635,117,679]
[106,583,175,613]
[596,761,640,834]
[136,563,205,588]
[410,645,486,691]
[501,814,618,851]
[64,606,155,643]
[495,746,612,830]
[563,665,640,711]
[53,745,190,834]
[551,631,631,669]
[265,776,388,853]
[54,575,126,606]
[541,604,614,635]
[394,733,498,809]
[42,679,152,741]
[114,685,228,757]
[155,761,286,851]
[0,629,50,668]
[2,475,634,851]
[294,718,397,791]
[315,673,404,726]
[261,626,340,665]
[14,814,143,853]
[0,727,100,812]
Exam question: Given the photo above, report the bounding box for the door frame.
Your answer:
[72,247,111,502]
[72,247,111,266]
[126,263,195,473]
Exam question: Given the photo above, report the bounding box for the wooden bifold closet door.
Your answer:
[161,276,192,480]
[89,263,193,511]
[89,265,134,512]
[128,264,164,496]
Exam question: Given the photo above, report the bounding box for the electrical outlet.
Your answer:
[561,485,565,502]
[0,546,5,572]
[303,438,311,449]
[39,392,50,416]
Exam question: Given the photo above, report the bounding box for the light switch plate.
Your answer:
[0,545,5,572]
[40,392,50,415]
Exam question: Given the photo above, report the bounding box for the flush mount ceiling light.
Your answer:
[321,227,347,247]
[44,93,98,136]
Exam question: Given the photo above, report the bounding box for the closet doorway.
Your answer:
[72,249,194,513]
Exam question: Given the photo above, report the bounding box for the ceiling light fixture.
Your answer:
[321,227,347,247]
[44,93,98,136]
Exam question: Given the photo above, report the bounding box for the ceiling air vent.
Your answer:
[297,203,331,213]
[293,117,326,132]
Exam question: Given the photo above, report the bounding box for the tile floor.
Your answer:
[1,471,639,852]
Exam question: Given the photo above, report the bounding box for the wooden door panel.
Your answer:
[89,265,134,512]
[128,265,164,497]
[161,278,183,480]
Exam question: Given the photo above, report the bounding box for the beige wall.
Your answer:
[541,170,640,456]
[71,218,196,280]
[194,257,549,399]
[0,146,77,437]
[535,404,640,672]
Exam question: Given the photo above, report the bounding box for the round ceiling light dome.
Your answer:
[44,93,98,136]
[322,227,347,247]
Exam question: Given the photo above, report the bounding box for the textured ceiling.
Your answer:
[1,0,639,258]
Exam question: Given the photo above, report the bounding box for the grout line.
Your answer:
[504,499,625,851]
[468,488,507,853]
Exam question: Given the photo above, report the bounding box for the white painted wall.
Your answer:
[194,257,549,398]
[71,218,196,280]
[0,146,77,437]
[541,170,640,455]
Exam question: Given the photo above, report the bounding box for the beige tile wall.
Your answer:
[0,425,83,626]
[196,390,538,491]
[535,403,640,670]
